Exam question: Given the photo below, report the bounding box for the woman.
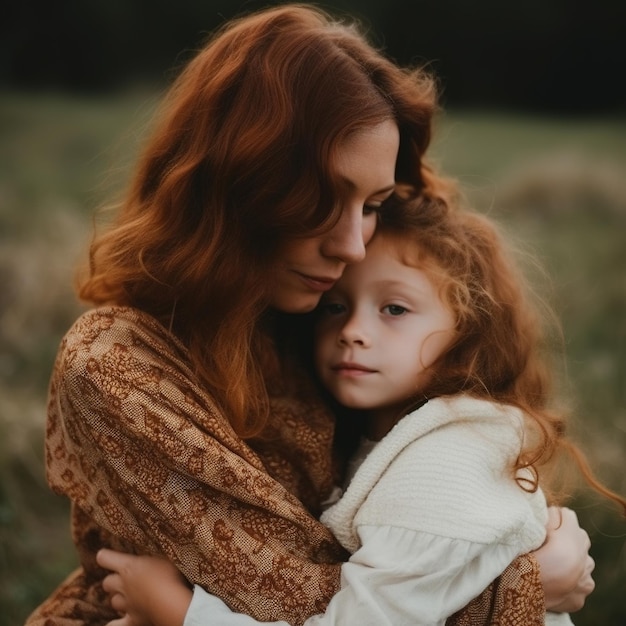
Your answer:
[26,5,594,625]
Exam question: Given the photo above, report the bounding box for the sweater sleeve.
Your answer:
[31,307,343,626]
[183,531,556,626]
[185,525,528,626]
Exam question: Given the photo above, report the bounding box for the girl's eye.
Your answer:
[383,304,407,316]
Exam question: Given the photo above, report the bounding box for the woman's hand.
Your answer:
[534,507,595,613]
[96,548,193,626]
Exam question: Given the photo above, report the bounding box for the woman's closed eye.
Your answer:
[363,203,383,216]
[364,191,394,216]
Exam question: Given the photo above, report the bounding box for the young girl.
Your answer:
[97,192,623,625]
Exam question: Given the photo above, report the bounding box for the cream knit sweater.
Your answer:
[321,394,548,553]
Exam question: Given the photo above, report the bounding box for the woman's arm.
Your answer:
[96,504,595,626]
[36,308,344,625]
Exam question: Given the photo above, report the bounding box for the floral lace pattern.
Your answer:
[448,553,545,625]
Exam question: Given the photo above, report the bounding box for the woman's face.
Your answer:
[270,119,400,314]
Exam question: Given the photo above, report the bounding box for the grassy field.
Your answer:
[1,91,625,624]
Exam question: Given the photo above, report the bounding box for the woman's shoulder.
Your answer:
[65,305,167,340]
[62,305,185,355]
[55,305,193,388]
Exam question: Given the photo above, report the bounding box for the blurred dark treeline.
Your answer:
[2,0,625,114]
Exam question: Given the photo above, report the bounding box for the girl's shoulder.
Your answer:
[390,394,525,448]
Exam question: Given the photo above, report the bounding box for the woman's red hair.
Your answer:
[378,193,626,513]
[78,5,449,437]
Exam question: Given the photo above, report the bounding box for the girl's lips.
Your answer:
[332,362,376,376]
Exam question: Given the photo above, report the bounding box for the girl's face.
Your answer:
[314,234,456,435]
[269,119,399,314]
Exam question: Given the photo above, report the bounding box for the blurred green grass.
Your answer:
[1,92,624,624]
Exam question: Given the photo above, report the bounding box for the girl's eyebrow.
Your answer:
[373,279,433,297]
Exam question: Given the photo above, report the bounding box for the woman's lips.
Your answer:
[297,272,340,292]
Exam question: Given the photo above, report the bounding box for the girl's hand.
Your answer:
[534,507,595,613]
[96,548,193,626]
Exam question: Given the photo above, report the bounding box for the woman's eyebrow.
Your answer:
[336,174,396,195]
[374,184,396,195]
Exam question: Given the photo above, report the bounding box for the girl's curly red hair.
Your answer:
[378,193,626,514]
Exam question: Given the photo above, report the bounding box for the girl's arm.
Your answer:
[97,505,594,626]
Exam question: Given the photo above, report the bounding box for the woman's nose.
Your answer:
[321,207,371,264]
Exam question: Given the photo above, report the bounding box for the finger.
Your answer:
[557,506,577,529]
[583,576,596,595]
[106,617,131,626]
[552,560,596,613]
[102,573,124,595]
[546,506,561,528]
[546,505,577,531]
[581,529,591,552]
[581,557,596,592]
[97,547,129,571]
[109,591,128,614]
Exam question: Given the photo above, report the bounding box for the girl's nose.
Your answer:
[338,315,370,347]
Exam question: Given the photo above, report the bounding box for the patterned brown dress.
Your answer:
[26,306,544,625]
